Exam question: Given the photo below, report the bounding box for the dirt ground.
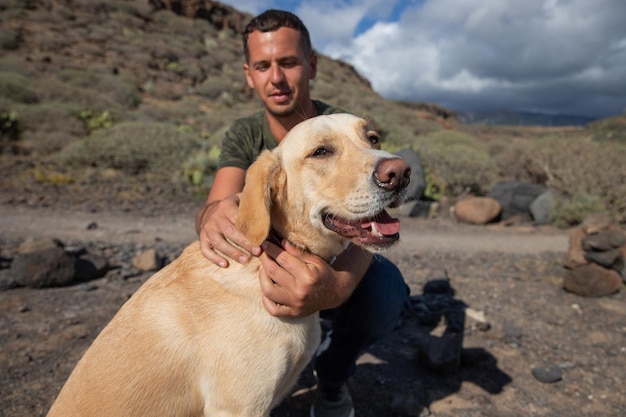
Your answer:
[1,202,625,417]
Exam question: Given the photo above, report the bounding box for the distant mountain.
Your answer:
[458,110,597,127]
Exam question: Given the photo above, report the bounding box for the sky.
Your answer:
[220,0,626,119]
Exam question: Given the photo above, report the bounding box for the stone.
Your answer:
[584,249,624,272]
[582,230,625,251]
[453,197,501,225]
[17,237,63,254]
[391,394,430,417]
[529,189,554,225]
[563,263,622,297]
[531,364,562,383]
[132,249,163,272]
[75,253,110,281]
[489,181,545,220]
[417,331,463,376]
[581,213,613,235]
[564,226,589,269]
[10,247,75,288]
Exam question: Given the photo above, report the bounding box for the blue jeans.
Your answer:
[314,254,410,389]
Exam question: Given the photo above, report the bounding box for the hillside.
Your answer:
[0,0,624,224]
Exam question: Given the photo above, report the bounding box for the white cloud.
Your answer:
[221,0,626,117]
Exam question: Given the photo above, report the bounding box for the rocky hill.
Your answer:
[1,0,624,224]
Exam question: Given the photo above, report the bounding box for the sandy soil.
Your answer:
[1,203,625,417]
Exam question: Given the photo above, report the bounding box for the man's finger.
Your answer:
[199,239,229,268]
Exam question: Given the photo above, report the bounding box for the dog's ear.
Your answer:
[237,150,282,246]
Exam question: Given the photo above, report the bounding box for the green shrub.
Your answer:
[22,131,78,155]
[57,69,140,109]
[523,136,626,224]
[0,29,19,50]
[182,145,221,190]
[0,71,39,104]
[414,131,500,196]
[0,57,31,75]
[551,192,606,228]
[57,122,201,179]
[35,77,119,114]
[76,109,113,133]
[16,101,86,137]
[588,115,626,144]
[0,109,19,141]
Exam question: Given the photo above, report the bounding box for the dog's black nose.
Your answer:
[374,158,411,191]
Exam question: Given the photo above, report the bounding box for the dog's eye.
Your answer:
[312,147,331,157]
[366,131,381,147]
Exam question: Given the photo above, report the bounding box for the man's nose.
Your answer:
[269,64,285,84]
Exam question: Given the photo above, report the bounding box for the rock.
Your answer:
[394,148,426,201]
[531,364,563,383]
[584,249,624,272]
[582,230,625,251]
[10,247,75,288]
[529,190,554,225]
[564,226,589,269]
[453,197,501,225]
[417,331,463,376]
[391,394,430,416]
[0,270,15,290]
[75,253,110,281]
[465,307,491,331]
[489,181,545,221]
[581,212,613,235]
[620,245,626,283]
[17,237,63,254]
[422,278,454,295]
[132,249,163,272]
[563,263,622,297]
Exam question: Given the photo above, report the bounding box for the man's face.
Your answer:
[244,27,317,118]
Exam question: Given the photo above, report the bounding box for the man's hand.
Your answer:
[196,194,262,267]
[258,240,373,317]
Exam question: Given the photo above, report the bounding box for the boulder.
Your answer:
[489,181,545,220]
[132,249,163,272]
[581,212,613,235]
[584,249,624,272]
[453,197,501,225]
[75,253,110,281]
[582,229,625,252]
[10,247,75,288]
[564,226,590,269]
[17,237,63,254]
[529,190,554,225]
[563,263,622,297]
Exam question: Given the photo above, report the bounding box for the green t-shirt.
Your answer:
[218,100,346,170]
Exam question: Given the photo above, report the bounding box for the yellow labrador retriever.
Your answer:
[47,113,410,417]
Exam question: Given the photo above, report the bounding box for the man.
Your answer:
[195,9,409,417]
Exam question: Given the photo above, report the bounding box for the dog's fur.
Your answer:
[47,113,409,417]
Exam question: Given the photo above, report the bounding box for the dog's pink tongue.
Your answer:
[362,211,400,235]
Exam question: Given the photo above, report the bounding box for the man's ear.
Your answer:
[243,63,255,89]
[237,150,281,246]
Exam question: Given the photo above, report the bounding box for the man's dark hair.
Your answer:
[243,9,313,62]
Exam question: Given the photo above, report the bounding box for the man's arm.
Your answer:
[196,166,261,267]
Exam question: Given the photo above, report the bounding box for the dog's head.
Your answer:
[237,113,410,260]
